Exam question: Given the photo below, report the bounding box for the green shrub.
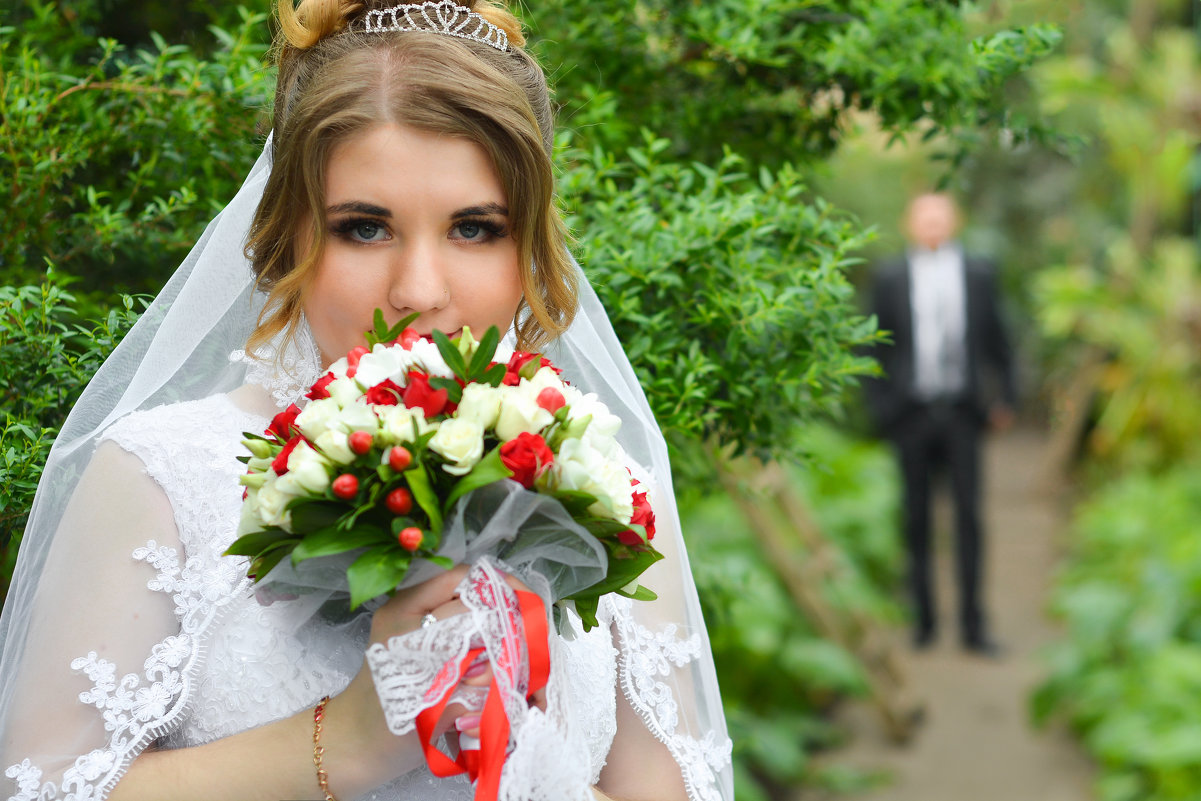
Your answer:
[0,1,274,293]
[0,275,144,599]
[560,134,880,471]
[682,424,901,796]
[1033,464,1201,801]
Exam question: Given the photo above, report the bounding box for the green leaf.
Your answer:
[618,584,659,602]
[483,363,507,387]
[249,541,296,582]
[347,545,410,609]
[291,525,389,563]
[428,376,464,404]
[433,330,468,378]
[468,325,501,376]
[550,489,599,516]
[224,528,296,557]
[404,466,443,534]
[445,447,513,510]
[574,597,601,632]
[568,540,664,601]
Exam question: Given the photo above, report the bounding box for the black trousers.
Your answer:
[891,399,986,643]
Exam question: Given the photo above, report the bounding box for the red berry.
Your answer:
[398,526,423,551]
[536,387,566,413]
[348,430,374,455]
[332,473,359,500]
[388,446,412,472]
[386,487,413,515]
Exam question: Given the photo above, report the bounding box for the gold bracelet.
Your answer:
[313,695,338,801]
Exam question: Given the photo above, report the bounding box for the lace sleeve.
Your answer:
[1,440,202,800]
[602,476,733,801]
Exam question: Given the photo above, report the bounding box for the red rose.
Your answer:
[365,379,403,406]
[618,489,656,545]
[305,372,337,401]
[271,435,302,475]
[396,327,422,350]
[266,403,302,441]
[503,351,553,386]
[403,371,448,418]
[499,432,554,489]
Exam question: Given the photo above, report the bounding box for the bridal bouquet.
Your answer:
[225,311,661,631]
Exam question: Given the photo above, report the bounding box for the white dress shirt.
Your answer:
[909,243,967,400]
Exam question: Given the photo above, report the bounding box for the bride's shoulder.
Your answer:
[98,391,271,465]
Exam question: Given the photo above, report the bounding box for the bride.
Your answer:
[0,2,732,799]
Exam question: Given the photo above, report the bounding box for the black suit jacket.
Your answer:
[863,253,1017,436]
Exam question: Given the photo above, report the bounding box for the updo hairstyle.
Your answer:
[245,0,576,352]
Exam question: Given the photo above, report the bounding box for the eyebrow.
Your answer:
[453,203,509,219]
[324,201,509,219]
[326,201,390,218]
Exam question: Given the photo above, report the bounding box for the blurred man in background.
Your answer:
[864,192,1017,656]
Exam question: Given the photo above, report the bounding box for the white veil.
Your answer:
[0,130,732,799]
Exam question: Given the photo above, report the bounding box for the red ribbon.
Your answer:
[414,589,551,801]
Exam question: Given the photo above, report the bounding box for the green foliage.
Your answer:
[560,134,880,468]
[0,1,273,293]
[0,275,144,598]
[1033,464,1201,801]
[527,0,1060,167]
[682,424,901,794]
[1034,236,1201,474]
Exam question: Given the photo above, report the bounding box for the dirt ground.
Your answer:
[808,426,1096,801]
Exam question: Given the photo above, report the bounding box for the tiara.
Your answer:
[363,1,510,52]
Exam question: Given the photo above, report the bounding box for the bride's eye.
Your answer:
[331,218,390,243]
[451,218,507,243]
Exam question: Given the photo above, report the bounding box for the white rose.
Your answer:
[456,383,503,429]
[428,418,486,476]
[525,366,565,395]
[286,440,331,493]
[256,481,293,530]
[567,392,622,457]
[327,376,363,408]
[295,398,342,441]
[407,339,455,379]
[327,355,351,379]
[379,405,432,445]
[314,430,355,465]
[496,387,554,441]
[356,344,413,389]
[238,487,263,535]
[550,439,634,523]
[335,402,380,434]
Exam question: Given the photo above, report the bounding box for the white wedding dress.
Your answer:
[2,391,730,801]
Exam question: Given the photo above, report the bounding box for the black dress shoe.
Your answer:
[963,637,1004,658]
[912,628,936,650]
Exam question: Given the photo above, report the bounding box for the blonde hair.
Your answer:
[245,0,576,353]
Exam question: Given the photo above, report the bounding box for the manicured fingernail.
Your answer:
[464,661,488,678]
[455,715,481,731]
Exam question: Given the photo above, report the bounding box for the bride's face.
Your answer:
[303,123,523,365]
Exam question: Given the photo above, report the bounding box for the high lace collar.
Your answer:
[228,316,324,410]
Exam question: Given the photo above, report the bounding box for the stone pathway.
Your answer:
[811,427,1095,801]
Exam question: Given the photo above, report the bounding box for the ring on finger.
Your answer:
[420,612,437,629]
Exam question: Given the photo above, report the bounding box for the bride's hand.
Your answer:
[327,566,545,782]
